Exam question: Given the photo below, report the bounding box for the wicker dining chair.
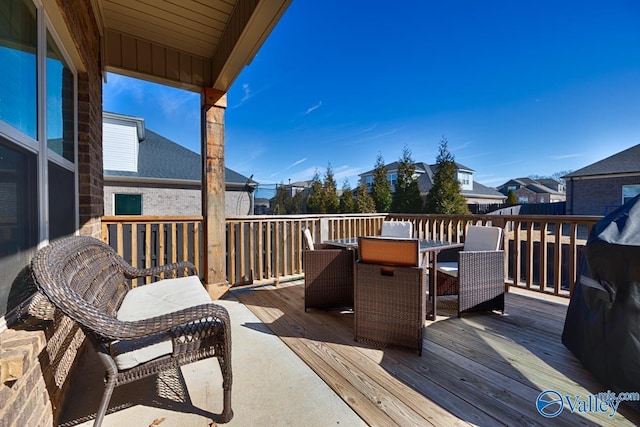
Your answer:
[355,237,425,355]
[436,225,505,316]
[30,236,233,427]
[302,227,354,311]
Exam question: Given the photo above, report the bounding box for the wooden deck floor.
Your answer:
[232,280,640,427]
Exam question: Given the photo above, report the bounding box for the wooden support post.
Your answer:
[202,87,229,299]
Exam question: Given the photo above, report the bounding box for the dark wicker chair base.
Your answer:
[435,270,460,296]
[30,236,233,427]
[304,244,355,311]
[355,263,426,355]
[436,250,505,317]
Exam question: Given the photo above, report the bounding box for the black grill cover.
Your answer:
[562,194,640,396]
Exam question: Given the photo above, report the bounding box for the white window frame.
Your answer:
[387,172,397,192]
[114,193,143,215]
[365,175,374,191]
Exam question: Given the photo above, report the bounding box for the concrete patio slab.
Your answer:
[59,292,365,427]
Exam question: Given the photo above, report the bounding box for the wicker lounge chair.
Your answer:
[303,228,354,311]
[436,225,505,316]
[30,236,233,427]
[355,237,425,355]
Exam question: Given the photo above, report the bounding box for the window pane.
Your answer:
[115,194,142,215]
[0,139,38,317]
[48,161,75,239]
[46,30,74,162]
[622,185,640,205]
[0,0,37,139]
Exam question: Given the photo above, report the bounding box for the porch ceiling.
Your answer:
[94,0,291,92]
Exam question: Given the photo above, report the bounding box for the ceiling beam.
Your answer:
[101,0,291,93]
[210,0,291,90]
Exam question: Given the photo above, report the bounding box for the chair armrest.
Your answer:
[104,303,230,342]
[437,247,462,263]
[458,250,504,283]
[456,250,505,315]
[312,243,343,250]
[304,247,353,271]
[122,261,198,280]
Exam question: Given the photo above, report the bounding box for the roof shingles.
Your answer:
[105,129,255,185]
[564,143,640,178]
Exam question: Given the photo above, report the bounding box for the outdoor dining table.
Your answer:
[325,237,464,320]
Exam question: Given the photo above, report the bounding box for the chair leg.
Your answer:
[94,348,118,427]
[221,389,233,423]
[216,339,233,423]
[94,376,116,427]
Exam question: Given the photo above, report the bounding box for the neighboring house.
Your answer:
[288,180,312,196]
[537,178,566,194]
[254,198,271,215]
[275,180,311,199]
[359,161,506,208]
[268,180,315,214]
[103,112,257,216]
[497,178,566,204]
[564,143,640,215]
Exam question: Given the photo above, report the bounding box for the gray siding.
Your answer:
[103,117,139,171]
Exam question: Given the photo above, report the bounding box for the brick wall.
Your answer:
[104,182,201,216]
[0,314,86,426]
[225,189,253,216]
[0,329,52,427]
[62,0,105,236]
[78,67,104,237]
[0,1,102,425]
[514,188,545,203]
[567,175,640,215]
[104,182,254,216]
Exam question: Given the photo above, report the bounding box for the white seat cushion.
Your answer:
[380,221,413,238]
[464,226,502,251]
[111,276,211,370]
[437,262,459,277]
[303,227,315,251]
[437,226,502,279]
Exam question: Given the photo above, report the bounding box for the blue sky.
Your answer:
[104,0,640,195]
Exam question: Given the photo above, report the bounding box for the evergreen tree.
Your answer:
[372,152,392,212]
[290,190,305,213]
[424,136,470,214]
[323,163,340,214]
[355,180,376,213]
[305,170,324,213]
[339,179,355,213]
[272,184,291,215]
[391,145,423,213]
[506,189,518,206]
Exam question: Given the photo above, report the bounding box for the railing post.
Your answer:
[320,217,329,242]
[202,88,228,298]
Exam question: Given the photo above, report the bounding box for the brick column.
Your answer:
[77,72,104,237]
[201,88,229,298]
